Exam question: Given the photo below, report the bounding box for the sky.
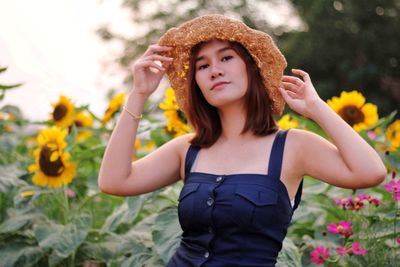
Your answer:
[0,0,301,123]
[0,0,134,122]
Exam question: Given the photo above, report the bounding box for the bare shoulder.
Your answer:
[282,128,306,178]
[173,132,196,180]
[286,127,327,149]
[285,128,326,173]
[174,132,195,150]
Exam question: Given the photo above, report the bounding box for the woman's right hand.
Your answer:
[130,44,173,97]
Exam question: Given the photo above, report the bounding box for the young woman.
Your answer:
[98,14,386,266]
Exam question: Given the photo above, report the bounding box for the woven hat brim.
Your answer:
[158,14,287,116]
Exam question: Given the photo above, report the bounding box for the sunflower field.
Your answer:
[0,66,399,266]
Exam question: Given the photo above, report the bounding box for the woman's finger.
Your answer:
[286,90,299,99]
[135,60,166,72]
[279,86,298,101]
[144,44,173,56]
[144,54,174,62]
[291,69,311,83]
[282,81,302,94]
[282,75,303,86]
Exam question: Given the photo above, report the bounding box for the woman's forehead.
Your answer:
[198,39,231,51]
[195,40,234,60]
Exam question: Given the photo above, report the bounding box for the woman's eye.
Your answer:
[222,56,233,61]
[198,64,208,70]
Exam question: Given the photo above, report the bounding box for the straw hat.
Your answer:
[158,14,287,116]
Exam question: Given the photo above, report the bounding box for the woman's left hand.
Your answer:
[278,69,323,119]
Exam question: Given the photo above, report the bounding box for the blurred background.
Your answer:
[1,0,399,122]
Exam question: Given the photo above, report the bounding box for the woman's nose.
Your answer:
[210,63,224,79]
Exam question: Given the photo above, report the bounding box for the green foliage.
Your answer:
[1,0,400,262]
[282,0,400,118]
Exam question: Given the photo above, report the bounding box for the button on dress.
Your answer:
[166,129,303,267]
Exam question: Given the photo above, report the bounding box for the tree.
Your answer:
[280,0,400,118]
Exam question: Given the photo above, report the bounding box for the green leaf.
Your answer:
[0,83,23,90]
[302,178,331,195]
[0,241,43,267]
[0,212,41,234]
[101,196,144,232]
[34,213,92,265]
[150,128,172,147]
[0,164,27,192]
[120,242,153,267]
[152,207,182,264]
[366,110,398,131]
[276,237,302,267]
[79,232,129,261]
[65,124,78,150]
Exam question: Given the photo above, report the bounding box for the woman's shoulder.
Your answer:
[170,132,196,156]
[282,128,308,156]
[285,127,323,145]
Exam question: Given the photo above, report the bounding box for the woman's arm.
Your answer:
[308,99,386,185]
[98,44,182,196]
[98,91,146,193]
[280,69,386,188]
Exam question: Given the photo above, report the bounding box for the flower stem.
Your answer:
[63,186,70,224]
[77,192,101,211]
[394,199,398,265]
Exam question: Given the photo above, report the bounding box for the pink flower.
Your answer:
[333,194,382,210]
[333,197,352,209]
[336,246,350,256]
[351,242,367,255]
[65,188,76,198]
[384,179,400,193]
[356,193,368,200]
[396,238,400,245]
[367,131,377,140]
[384,179,400,201]
[367,196,381,205]
[310,245,330,264]
[327,220,352,235]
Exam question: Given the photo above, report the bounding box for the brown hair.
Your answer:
[186,40,278,147]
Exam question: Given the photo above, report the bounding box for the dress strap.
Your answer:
[184,144,201,178]
[267,129,290,181]
[292,178,303,212]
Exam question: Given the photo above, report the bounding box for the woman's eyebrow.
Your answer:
[195,47,233,63]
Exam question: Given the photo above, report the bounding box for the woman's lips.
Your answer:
[211,82,230,90]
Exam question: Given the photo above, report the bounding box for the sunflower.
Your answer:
[159,87,192,137]
[69,111,94,142]
[49,95,76,128]
[385,119,400,151]
[327,90,378,132]
[101,92,126,126]
[277,114,299,129]
[28,126,77,188]
[143,140,156,152]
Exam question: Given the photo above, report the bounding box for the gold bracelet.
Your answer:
[123,106,143,120]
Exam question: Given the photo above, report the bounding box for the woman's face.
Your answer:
[194,39,248,109]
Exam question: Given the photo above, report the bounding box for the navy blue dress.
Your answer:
[166,129,303,267]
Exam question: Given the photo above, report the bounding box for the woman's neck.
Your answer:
[217,104,253,142]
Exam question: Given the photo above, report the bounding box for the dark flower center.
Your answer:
[39,145,64,177]
[338,105,365,126]
[68,120,83,134]
[53,104,68,121]
[75,120,83,127]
